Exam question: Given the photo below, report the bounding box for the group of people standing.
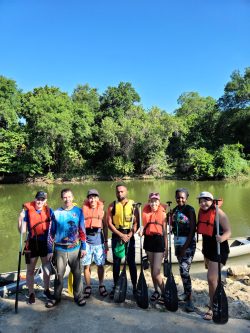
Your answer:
[18,184,231,321]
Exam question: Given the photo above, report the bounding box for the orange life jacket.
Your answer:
[142,204,165,236]
[23,201,51,238]
[197,200,223,237]
[82,200,104,229]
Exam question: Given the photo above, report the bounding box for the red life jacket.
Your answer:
[82,200,104,229]
[142,204,165,236]
[197,200,223,237]
[23,201,51,238]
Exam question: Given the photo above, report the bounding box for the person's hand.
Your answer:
[164,250,168,259]
[120,233,129,243]
[80,250,86,258]
[216,235,223,243]
[104,242,109,252]
[47,253,53,261]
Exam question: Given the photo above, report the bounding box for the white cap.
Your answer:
[197,191,213,200]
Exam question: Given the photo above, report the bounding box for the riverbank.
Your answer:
[0,264,249,333]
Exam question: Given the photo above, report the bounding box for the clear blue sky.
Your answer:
[0,0,249,113]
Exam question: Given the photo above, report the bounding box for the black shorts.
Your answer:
[28,238,48,258]
[143,235,165,253]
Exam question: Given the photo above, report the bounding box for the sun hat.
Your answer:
[87,189,100,197]
[114,242,125,259]
[148,192,160,200]
[35,191,47,199]
[197,191,213,200]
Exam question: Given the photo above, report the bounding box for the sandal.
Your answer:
[203,308,213,321]
[157,296,165,305]
[83,286,92,299]
[99,285,108,297]
[77,298,86,307]
[150,290,160,302]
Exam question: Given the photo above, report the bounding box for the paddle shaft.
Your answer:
[15,211,24,313]
[167,201,172,272]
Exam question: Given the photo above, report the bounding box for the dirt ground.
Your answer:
[0,265,250,333]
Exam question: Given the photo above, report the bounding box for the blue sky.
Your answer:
[0,0,249,113]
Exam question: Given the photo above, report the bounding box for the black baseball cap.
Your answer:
[35,191,47,199]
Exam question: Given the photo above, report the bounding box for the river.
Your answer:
[0,179,250,272]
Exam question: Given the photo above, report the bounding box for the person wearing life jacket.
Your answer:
[107,184,138,299]
[141,192,167,304]
[197,191,231,321]
[18,191,55,305]
[81,189,108,298]
[172,188,196,312]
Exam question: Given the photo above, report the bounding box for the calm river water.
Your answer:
[0,179,250,272]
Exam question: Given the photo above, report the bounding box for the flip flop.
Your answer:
[99,285,108,297]
[83,286,92,299]
[203,309,213,320]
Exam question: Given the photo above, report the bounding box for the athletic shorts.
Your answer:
[143,234,165,253]
[28,238,48,259]
[81,243,106,266]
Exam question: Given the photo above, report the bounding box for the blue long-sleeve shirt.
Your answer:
[47,206,86,253]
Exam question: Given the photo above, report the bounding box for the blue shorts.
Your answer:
[81,243,106,266]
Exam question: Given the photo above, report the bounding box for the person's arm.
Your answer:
[102,211,109,251]
[18,209,27,234]
[163,212,168,258]
[47,212,56,260]
[217,209,231,243]
[79,209,87,258]
[181,207,196,255]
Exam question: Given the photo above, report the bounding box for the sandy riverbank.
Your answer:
[0,264,250,333]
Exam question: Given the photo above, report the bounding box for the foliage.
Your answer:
[0,70,249,180]
[186,148,215,180]
[214,144,249,178]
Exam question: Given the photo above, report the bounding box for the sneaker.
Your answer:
[28,293,35,304]
[185,300,195,312]
[43,289,53,300]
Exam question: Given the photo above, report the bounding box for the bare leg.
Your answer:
[207,260,220,307]
[83,265,91,286]
[26,257,38,295]
[97,265,104,285]
[151,252,164,294]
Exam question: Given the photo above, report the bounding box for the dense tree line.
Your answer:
[0,68,249,180]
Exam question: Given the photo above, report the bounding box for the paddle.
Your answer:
[114,204,136,303]
[164,201,178,312]
[212,199,228,324]
[68,271,74,296]
[15,210,24,313]
[136,203,149,309]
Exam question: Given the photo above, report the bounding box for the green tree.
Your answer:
[185,148,215,180]
[99,82,140,121]
[0,76,25,173]
[214,144,249,178]
[20,86,73,175]
[217,68,250,154]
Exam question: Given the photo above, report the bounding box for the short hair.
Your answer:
[116,183,127,190]
[61,188,73,198]
[175,188,189,198]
